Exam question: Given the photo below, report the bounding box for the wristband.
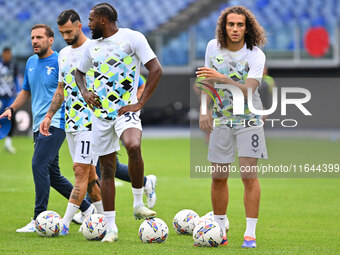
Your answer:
[4,107,14,115]
[45,115,52,120]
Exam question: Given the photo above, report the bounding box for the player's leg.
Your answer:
[116,112,155,218]
[61,132,102,233]
[16,131,54,232]
[207,126,235,245]
[120,128,144,188]
[240,157,260,248]
[120,126,156,219]
[99,152,118,242]
[72,164,101,225]
[211,163,229,245]
[16,127,66,232]
[47,130,93,226]
[237,127,267,248]
[90,116,119,242]
[59,163,90,234]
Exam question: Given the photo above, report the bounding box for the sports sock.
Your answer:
[214,214,227,236]
[104,211,117,232]
[244,217,258,238]
[132,187,144,208]
[63,202,79,228]
[92,200,104,214]
[5,137,12,146]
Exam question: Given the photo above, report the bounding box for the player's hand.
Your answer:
[199,109,213,133]
[117,102,142,116]
[196,67,227,83]
[39,117,52,136]
[82,91,101,110]
[0,108,12,120]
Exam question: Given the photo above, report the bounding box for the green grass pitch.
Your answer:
[0,136,339,254]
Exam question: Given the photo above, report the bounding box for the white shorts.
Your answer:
[208,126,268,164]
[92,112,142,156]
[66,131,98,166]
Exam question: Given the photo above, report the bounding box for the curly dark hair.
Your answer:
[216,6,266,50]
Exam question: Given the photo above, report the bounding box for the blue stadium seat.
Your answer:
[0,0,195,57]
[0,0,339,65]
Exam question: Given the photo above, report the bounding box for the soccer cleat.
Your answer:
[101,228,118,243]
[59,224,69,236]
[16,219,35,233]
[72,204,95,224]
[133,204,156,220]
[144,175,157,209]
[220,235,228,246]
[242,236,256,248]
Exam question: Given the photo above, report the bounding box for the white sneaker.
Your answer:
[16,219,35,233]
[101,227,118,243]
[133,204,156,220]
[72,204,95,224]
[144,175,157,209]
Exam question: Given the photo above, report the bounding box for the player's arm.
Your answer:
[197,41,216,133]
[196,67,260,98]
[74,68,100,110]
[0,90,31,120]
[117,58,162,116]
[39,82,64,136]
[198,81,214,133]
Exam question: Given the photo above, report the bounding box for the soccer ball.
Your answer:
[193,221,223,247]
[81,214,107,241]
[35,210,62,237]
[198,211,229,231]
[138,218,169,243]
[173,209,199,234]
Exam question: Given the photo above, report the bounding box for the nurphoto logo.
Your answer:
[199,82,312,128]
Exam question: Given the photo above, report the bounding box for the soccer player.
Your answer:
[73,76,157,225]
[75,3,162,242]
[196,6,267,248]
[0,24,94,233]
[0,47,19,153]
[39,10,157,230]
[39,10,105,235]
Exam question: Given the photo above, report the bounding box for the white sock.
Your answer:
[132,187,144,208]
[214,214,227,236]
[244,217,258,238]
[63,202,79,228]
[104,211,117,232]
[5,137,12,146]
[92,201,104,214]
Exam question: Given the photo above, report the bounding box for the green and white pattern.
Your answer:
[59,40,93,132]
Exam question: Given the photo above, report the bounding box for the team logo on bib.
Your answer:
[46,66,55,75]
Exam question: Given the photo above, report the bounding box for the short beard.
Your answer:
[66,33,79,45]
[36,47,48,58]
[92,27,103,39]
